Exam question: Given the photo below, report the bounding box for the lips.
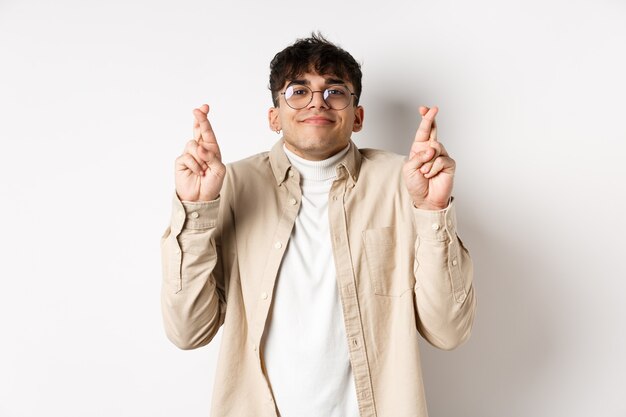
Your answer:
[301,116,334,125]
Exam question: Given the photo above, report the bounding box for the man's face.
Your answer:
[268,72,364,161]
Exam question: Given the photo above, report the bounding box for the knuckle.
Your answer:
[185,154,199,166]
[179,156,191,167]
[185,140,197,153]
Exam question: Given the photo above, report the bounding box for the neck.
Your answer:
[283,143,350,181]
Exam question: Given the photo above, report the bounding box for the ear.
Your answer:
[268,107,281,132]
[352,105,364,133]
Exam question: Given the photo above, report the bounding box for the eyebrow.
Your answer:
[287,77,347,87]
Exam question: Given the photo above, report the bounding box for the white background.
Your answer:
[1,0,625,416]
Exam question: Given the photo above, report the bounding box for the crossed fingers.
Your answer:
[408,106,455,178]
[414,105,438,142]
[193,105,221,158]
[410,106,442,161]
[176,105,222,177]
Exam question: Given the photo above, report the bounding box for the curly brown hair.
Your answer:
[268,32,362,107]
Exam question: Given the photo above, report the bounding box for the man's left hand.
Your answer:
[402,106,456,210]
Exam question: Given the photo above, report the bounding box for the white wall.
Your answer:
[1,0,625,416]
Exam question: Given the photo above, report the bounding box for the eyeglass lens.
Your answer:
[284,85,352,110]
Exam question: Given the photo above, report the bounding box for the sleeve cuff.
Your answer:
[170,192,221,233]
[412,197,458,241]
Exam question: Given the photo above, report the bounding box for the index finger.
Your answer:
[422,106,438,141]
[413,106,439,143]
[192,104,208,140]
[430,118,438,141]
[193,105,218,145]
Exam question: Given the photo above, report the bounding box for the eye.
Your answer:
[326,87,347,96]
[291,86,309,95]
[284,86,307,100]
[285,85,309,97]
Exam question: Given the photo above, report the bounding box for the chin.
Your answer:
[284,134,348,157]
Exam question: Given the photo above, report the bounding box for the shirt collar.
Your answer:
[269,139,362,186]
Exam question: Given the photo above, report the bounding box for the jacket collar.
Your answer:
[269,139,362,186]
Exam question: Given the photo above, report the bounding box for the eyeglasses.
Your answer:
[280,84,358,110]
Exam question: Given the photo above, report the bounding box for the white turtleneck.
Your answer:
[261,144,359,417]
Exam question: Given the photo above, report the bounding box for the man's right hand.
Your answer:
[175,104,226,202]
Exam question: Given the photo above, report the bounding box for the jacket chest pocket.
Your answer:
[363,226,414,297]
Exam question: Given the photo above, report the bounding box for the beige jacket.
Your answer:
[161,139,476,417]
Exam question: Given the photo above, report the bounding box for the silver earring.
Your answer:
[275,129,282,134]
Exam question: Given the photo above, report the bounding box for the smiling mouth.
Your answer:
[301,117,334,125]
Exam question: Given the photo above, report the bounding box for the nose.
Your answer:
[307,90,329,109]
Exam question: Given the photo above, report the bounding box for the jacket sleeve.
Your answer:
[412,198,476,350]
[160,191,227,350]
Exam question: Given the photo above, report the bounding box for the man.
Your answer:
[161,34,476,417]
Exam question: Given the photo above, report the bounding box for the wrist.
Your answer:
[412,197,450,211]
[413,202,445,211]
